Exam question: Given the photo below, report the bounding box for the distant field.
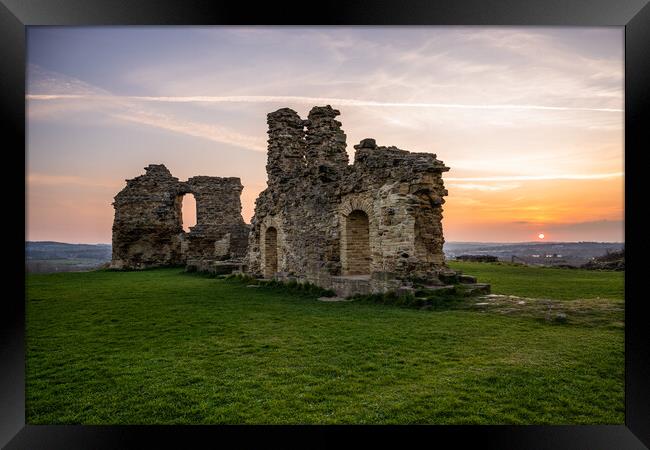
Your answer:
[26,259,107,274]
[26,266,624,424]
[448,261,624,300]
[25,241,111,273]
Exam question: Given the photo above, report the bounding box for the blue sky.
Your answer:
[26,26,624,243]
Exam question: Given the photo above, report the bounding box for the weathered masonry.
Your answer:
[110,164,249,271]
[247,105,458,296]
[110,106,486,297]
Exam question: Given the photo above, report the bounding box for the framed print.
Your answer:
[2,0,649,448]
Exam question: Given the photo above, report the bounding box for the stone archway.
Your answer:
[264,226,278,278]
[343,210,370,275]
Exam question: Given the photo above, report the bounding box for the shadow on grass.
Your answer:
[350,286,468,311]
[95,264,187,273]
[182,271,338,298]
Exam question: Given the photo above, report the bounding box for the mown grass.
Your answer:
[26,266,624,424]
[448,261,624,300]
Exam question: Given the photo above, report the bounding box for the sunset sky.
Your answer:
[26,26,624,244]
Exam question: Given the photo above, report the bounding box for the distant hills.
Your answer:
[25,240,624,273]
[444,241,624,267]
[26,241,112,273]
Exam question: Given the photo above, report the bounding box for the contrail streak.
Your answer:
[26,94,623,113]
[445,172,623,181]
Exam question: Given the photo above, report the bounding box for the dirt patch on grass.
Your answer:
[466,294,623,328]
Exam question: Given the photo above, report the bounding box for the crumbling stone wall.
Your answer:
[247,106,451,296]
[111,164,249,270]
[184,176,248,262]
[111,164,185,269]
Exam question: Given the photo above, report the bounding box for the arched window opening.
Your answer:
[181,193,197,232]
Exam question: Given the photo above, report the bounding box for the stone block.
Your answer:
[459,274,478,284]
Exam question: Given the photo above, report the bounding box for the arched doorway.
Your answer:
[344,210,370,275]
[264,227,278,277]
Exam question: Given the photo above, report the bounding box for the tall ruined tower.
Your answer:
[305,105,348,181]
[266,108,307,187]
[111,164,186,269]
[247,105,452,296]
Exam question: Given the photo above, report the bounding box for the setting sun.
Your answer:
[538,233,545,240]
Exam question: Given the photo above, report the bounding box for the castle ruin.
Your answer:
[110,164,249,270]
[111,105,466,296]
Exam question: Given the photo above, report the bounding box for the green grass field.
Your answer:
[448,261,624,300]
[26,263,624,424]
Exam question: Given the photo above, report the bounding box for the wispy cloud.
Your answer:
[27,173,120,189]
[27,67,267,153]
[111,109,267,152]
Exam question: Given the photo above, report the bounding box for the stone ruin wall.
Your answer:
[183,176,249,267]
[247,105,451,296]
[111,164,249,270]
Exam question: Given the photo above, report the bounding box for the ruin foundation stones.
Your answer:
[111,105,479,297]
[247,105,456,296]
[110,164,248,271]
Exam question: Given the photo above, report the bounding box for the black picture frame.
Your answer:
[3,1,649,448]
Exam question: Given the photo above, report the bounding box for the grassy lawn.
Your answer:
[448,261,624,300]
[26,266,624,424]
